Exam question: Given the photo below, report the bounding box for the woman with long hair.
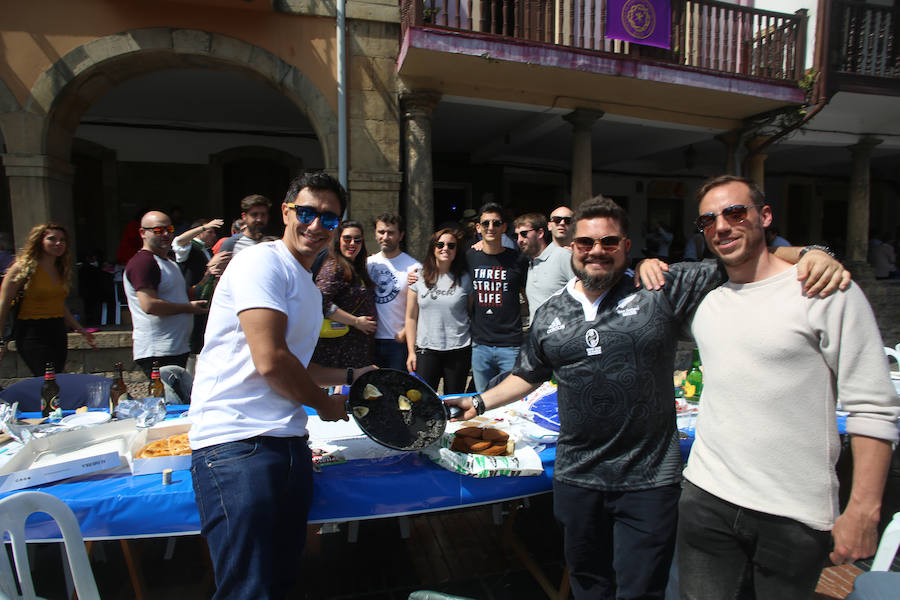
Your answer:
[311,220,377,368]
[0,223,95,376]
[405,228,473,393]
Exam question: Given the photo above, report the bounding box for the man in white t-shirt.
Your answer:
[367,213,421,370]
[188,172,374,599]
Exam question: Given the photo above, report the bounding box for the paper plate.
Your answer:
[60,411,112,427]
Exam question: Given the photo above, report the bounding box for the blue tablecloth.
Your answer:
[3,405,557,541]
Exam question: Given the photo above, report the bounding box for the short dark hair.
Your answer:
[696,175,765,207]
[283,172,348,215]
[478,202,504,221]
[374,212,404,232]
[231,218,244,233]
[573,195,629,236]
[240,194,272,212]
[514,213,550,244]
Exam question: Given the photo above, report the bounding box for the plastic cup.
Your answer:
[87,381,112,409]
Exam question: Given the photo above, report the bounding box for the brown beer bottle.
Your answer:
[149,362,164,398]
[109,362,128,412]
[41,362,60,418]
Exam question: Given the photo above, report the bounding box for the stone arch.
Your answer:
[21,28,337,166]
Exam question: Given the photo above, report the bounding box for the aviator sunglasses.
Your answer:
[286,203,341,231]
[572,235,624,253]
[435,241,457,249]
[141,225,175,235]
[695,204,754,232]
[480,219,504,228]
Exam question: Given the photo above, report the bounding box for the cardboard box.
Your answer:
[128,419,192,475]
[0,419,138,493]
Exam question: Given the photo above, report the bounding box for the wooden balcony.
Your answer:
[827,0,900,95]
[400,0,808,82]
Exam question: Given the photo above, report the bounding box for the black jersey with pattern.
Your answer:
[513,260,725,491]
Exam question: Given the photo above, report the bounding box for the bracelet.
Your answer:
[799,245,835,259]
[346,368,354,386]
[471,394,486,416]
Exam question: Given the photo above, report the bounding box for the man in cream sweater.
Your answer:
[678,175,900,599]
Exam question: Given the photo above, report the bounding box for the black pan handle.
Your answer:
[444,403,465,420]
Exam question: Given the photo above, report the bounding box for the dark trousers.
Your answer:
[553,479,680,600]
[191,436,313,599]
[414,346,472,394]
[373,338,407,371]
[677,480,831,600]
[135,353,189,379]
[14,318,67,377]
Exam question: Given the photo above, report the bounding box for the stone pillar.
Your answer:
[745,136,770,193]
[2,153,76,252]
[846,136,883,265]
[401,91,441,261]
[563,109,603,208]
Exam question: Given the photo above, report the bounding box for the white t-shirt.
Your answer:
[367,251,421,340]
[188,240,323,449]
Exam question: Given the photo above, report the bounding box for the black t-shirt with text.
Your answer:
[467,248,528,347]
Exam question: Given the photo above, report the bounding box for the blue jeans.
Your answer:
[191,436,313,599]
[374,338,408,371]
[471,343,519,392]
[554,479,680,600]
[677,480,831,600]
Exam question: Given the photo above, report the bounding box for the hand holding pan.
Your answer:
[346,369,463,451]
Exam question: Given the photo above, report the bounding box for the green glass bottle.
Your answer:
[686,348,703,402]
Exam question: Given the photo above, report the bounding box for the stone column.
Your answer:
[2,153,76,251]
[563,109,603,208]
[745,136,770,193]
[715,132,740,174]
[401,91,441,261]
[846,136,883,265]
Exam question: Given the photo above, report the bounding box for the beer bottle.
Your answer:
[109,362,128,413]
[149,362,164,398]
[686,348,703,402]
[198,274,218,301]
[41,362,60,418]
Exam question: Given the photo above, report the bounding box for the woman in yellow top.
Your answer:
[0,223,95,376]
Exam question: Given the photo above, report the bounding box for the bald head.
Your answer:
[139,211,174,257]
[549,206,575,246]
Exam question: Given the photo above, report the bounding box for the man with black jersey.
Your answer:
[446,196,850,600]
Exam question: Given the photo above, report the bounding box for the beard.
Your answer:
[571,256,624,292]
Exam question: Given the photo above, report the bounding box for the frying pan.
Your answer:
[346,369,463,451]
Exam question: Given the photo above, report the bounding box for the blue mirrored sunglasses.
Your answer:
[286,203,341,231]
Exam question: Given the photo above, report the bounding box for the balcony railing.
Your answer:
[399,0,808,82]
[831,0,899,79]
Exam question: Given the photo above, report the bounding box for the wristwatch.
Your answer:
[799,245,835,259]
[471,394,486,416]
[346,368,354,386]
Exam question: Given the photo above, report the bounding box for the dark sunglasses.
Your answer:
[572,235,624,253]
[695,204,753,232]
[516,229,537,238]
[141,225,175,235]
[480,219,503,228]
[435,241,457,250]
[550,216,572,225]
[341,235,363,244]
[286,203,341,231]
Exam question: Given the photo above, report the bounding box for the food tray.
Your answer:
[0,419,137,492]
[128,419,192,475]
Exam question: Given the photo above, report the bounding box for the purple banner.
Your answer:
[606,0,671,50]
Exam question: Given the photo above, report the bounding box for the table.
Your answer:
[2,406,557,542]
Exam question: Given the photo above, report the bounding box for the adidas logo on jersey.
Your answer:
[546,317,565,333]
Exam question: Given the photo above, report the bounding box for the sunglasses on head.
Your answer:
[572,235,624,253]
[480,219,503,228]
[695,204,753,232]
[141,225,175,235]
[550,216,572,225]
[435,241,457,250]
[341,235,363,244]
[285,203,341,231]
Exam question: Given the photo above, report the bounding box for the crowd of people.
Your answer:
[1,171,898,600]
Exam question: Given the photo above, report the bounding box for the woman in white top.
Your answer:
[405,228,473,393]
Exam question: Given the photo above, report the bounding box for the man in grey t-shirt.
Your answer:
[514,213,573,325]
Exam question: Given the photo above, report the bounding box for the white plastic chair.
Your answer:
[871,511,900,571]
[846,512,900,600]
[885,346,900,371]
[0,492,100,600]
